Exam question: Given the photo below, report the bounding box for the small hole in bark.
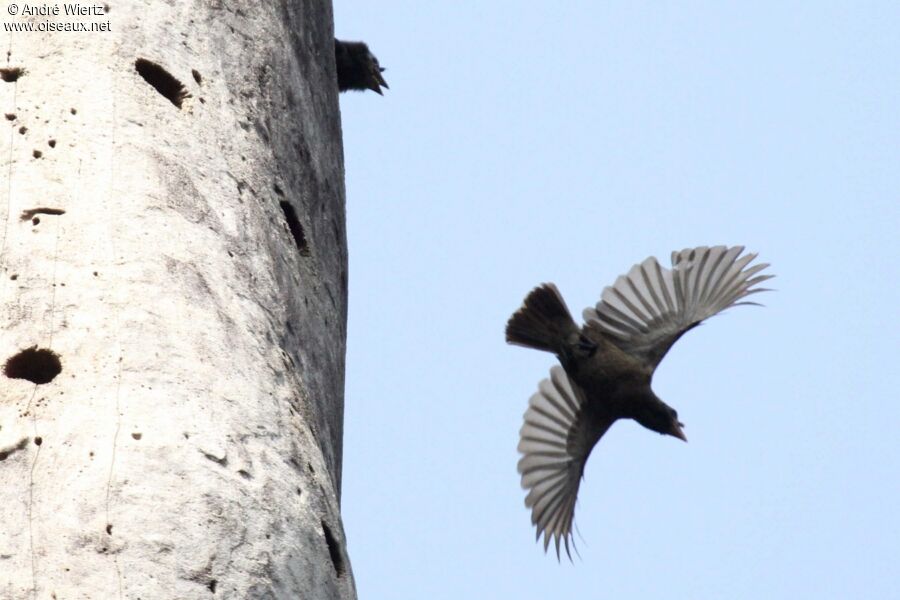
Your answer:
[4,347,62,384]
[18,126,26,134]
[207,579,217,593]
[237,469,251,480]
[279,201,309,256]
[34,436,42,446]
[273,183,284,196]
[48,139,56,148]
[4,113,15,121]
[191,69,202,84]
[21,207,65,221]
[296,487,302,496]
[32,217,40,225]
[32,150,42,159]
[134,58,190,108]
[70,108,77,115]
[202,451,227,467]
[0,67,24,82]
[106,524,112,534]
[321,521,345,576]
[131,432,142,440]
[10,274,17,280]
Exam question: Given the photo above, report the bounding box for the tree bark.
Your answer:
[1,2,353,598]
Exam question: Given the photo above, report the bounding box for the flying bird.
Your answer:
[335,39,389,95]
[506,245,772,559]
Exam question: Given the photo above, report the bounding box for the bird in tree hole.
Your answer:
[335,39,388,95]
[506,245,773,559]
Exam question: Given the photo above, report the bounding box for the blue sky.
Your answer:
[335,3,899,598]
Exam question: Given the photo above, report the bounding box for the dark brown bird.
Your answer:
[506,245,772,559]
[335,39,388,95]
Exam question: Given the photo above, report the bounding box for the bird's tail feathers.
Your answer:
[506,284,578,354]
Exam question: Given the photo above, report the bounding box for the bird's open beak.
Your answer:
[368,68,389,95]
[671,421,688,442]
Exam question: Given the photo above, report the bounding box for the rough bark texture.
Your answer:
[1,2,353,598]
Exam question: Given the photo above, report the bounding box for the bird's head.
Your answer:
[335,40,390,95]
[634,394,687,442]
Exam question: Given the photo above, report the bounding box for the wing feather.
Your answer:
[583,245,773,369]
[517,366,612,560]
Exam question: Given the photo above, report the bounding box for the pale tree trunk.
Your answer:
[1,2,354,598]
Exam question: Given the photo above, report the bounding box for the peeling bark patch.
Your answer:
[0,67,24,82]
[20,207,65,221]
[253,119,270,144]
[134,59,190,108]
[4,347,62,384]
[279,201,310,256]
[331,217,340,245]
[321,521,345,576]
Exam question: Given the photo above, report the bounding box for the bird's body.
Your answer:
[506,245,772,558]
[334,39,388,95]
[566,323,650,400]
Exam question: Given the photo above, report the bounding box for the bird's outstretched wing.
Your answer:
[583,245,773,370]
[517,366,612,560]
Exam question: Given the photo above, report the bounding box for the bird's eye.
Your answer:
[669,408,678,419]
